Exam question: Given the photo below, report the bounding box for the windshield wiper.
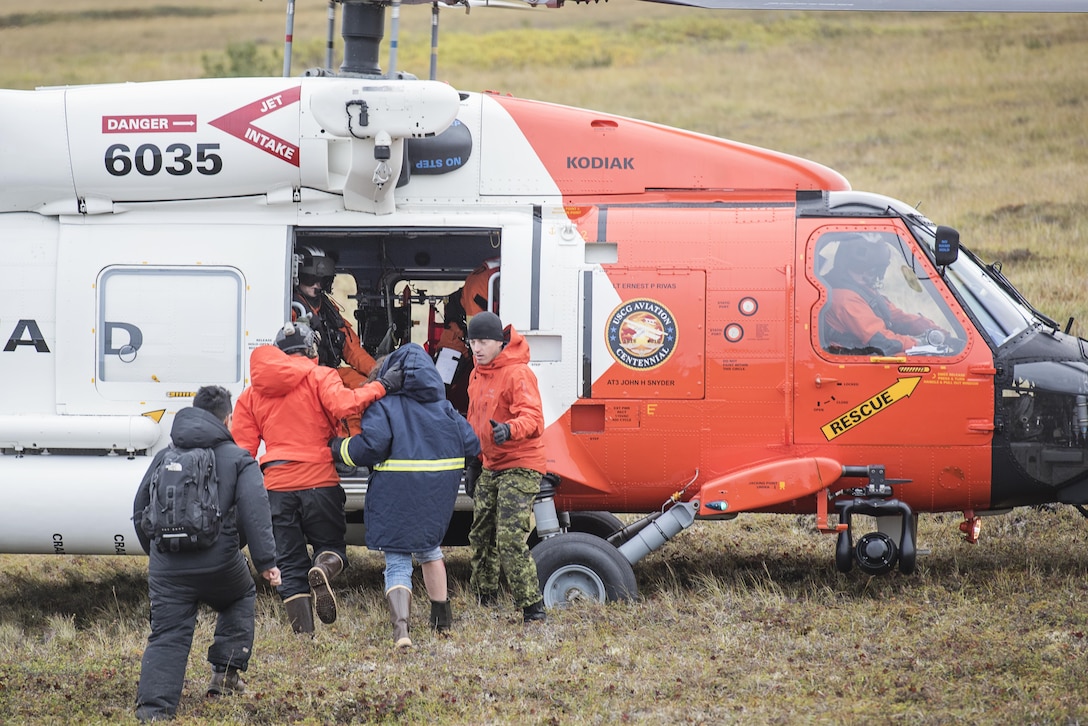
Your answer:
[986,259,1061,331]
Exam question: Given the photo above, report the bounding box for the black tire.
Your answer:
[531,531,638,606]
[569,511,625,539]
[527,510,625,548]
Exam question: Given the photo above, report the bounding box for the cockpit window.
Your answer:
[814,231,965,357]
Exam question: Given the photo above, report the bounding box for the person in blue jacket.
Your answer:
[331,343,480,648]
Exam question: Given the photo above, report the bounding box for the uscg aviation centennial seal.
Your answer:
[605,298,678,370]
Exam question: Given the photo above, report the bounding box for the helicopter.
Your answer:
[2,0,1088,608]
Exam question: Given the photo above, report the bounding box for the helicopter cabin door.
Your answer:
[792,222,995,502]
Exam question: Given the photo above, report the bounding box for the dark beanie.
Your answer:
[467,311,505,342]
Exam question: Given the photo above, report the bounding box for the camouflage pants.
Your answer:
[468,467,542,608]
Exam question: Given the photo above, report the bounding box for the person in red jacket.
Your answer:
[464,311,547,623]
[292,245,377,436]
[232,321,403,635]
[821,235,942,356]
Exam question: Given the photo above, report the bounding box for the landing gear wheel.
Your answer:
[531,531,638,607]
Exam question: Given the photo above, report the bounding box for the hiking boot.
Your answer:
[476,590,498,607]
[206,666,244,696]
[308,551,344,625]
[522,600,547,624]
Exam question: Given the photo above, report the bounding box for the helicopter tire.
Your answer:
[532,531,638,607]
[527,510,626,548]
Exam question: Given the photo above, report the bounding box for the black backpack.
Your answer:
[140,445,222,553]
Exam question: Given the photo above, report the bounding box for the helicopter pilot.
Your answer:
[820,235,942,356]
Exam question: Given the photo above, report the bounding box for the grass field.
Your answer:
[2,2,1088,724]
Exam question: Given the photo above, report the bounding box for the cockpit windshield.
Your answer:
[911,221,1035,348]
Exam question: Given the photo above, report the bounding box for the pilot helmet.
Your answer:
[297,245,337,289]
[834,235,891,284]
[275,321,320,358]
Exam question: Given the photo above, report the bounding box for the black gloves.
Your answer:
[464,456,482,499]
[379,364,405,394]
[490,419,511,445]
[329,437,346,464]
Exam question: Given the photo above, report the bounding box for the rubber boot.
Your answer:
[429,599,453,633]
[386,585,413,649]
[308,551,344,625]
[284,592,314,636]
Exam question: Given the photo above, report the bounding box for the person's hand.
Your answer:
[329,437,346,464]
[262,567,282,587]
[464,456,482,499]
[490,419,511,445]
[379,364,405,394]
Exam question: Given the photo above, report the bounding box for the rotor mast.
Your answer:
[339,0,387,77]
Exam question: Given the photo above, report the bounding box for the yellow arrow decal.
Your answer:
[142,409,166,423]
[821,377,921,441]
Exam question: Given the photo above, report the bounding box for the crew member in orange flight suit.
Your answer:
[292,245,377,436]
[821,235,941,356]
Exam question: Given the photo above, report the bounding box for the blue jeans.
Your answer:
[383,546,443,591]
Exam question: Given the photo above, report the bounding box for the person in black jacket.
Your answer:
[331,344,480,648]
[133,385,281,722]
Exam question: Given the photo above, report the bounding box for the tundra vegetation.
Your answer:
[1,2,1087,723]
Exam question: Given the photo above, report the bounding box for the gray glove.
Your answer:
[379,364,405,394]
[490,419,511,445]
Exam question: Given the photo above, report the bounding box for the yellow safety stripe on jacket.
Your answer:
[372,457,465,472]
[338,438,356,468]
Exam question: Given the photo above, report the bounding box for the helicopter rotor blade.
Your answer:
[642,0,1088,11]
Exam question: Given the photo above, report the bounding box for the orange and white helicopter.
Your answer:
[2,0,1087,607]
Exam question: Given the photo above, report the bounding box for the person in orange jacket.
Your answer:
[232,321,403,635]
[464,311,547,623]
[822,235,942,356]
[292,245,377,436]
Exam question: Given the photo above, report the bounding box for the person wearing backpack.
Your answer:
[232,321,404,635]
[133,385,281,722]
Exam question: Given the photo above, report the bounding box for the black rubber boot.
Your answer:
[284,592,315,635]
[429,599,453,632]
